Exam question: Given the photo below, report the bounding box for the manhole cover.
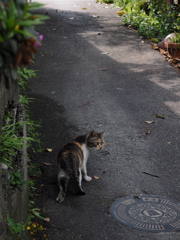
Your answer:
[110,196,180,232]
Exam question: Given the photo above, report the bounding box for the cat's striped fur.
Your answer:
[56,130,105,203]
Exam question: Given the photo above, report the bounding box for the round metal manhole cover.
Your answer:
[110,196,180,232]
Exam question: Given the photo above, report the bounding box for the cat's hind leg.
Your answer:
[56,170,69,203]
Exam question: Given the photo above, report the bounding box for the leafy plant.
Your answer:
[6,214,25,240]
[28,179,36,198]
[9,170,26,189]
[28,201,45,220]
[18,67,42,152]
[137,15,162,38]
[18,67,37,90]
[118,0,180,39]
[0,120,37,167]
[124,0,147,14]
[170,32,180,44]
[28,162,41,178]
[114,0,133,9]
[0,0,48,68]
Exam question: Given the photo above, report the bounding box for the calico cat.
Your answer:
[56,130,105,203]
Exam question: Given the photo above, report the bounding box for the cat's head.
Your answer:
[86,130,105,150]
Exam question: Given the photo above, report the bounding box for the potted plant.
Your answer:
[158,32,180,59]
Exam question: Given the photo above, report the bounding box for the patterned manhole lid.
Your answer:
[110,196,180,232]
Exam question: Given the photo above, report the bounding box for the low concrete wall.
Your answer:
[0,69,29,240]
[0,69,19,133]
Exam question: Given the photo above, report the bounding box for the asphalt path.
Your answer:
[28,0,180,239]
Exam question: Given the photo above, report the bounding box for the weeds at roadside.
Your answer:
[1,67,48,239]
[0,120,39,168]
[6,214,25,240]
[9,170,26,189]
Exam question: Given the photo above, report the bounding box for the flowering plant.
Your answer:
[0,0,47,71]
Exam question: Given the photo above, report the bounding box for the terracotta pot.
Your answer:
[158,33,180,59]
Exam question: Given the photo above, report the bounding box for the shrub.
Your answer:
[118,0,180,39]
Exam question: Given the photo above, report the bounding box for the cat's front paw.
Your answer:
[84,176,92,181]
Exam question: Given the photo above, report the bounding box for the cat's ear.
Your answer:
[89,130,96,138]
[100,132,105,137]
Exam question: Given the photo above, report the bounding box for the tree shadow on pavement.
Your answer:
[28,5,180,240]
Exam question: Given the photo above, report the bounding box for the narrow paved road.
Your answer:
[28,0,180,239]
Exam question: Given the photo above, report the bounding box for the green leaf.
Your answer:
[1,21,7,30]
[32,211,44,220]
[18,15,48,26]
[156,115,165,119]
[0,9,7,20]
[8,0,17,18]
[0,36,4,42]
[27,2,45,11]
[6,17,15,29]
[14,29,34,37]
[18,20,38,26]
[3,31,14,40]
[151,38,159,44]
[24,27,37,38]
[34,14,49,21]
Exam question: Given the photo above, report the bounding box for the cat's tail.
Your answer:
[77,189,86,195]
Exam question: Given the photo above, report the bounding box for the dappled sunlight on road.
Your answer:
[165,101,180,116]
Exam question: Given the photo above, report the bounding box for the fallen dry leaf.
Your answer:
[116,11,124,16]
[34,193,41,197]
[100,68,108,71]
[152,45,159,50]
[82,8,87,9]
[45,148,53,152]
[145,121,154,124]
[92,175,101,180]
[101,52,109,55]
[159,49,168,56]
[44,217,50,222]
[44,162,52,166]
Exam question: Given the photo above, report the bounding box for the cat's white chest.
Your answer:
[82,143,89,163]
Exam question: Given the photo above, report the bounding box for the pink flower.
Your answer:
[34,32,44,47]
